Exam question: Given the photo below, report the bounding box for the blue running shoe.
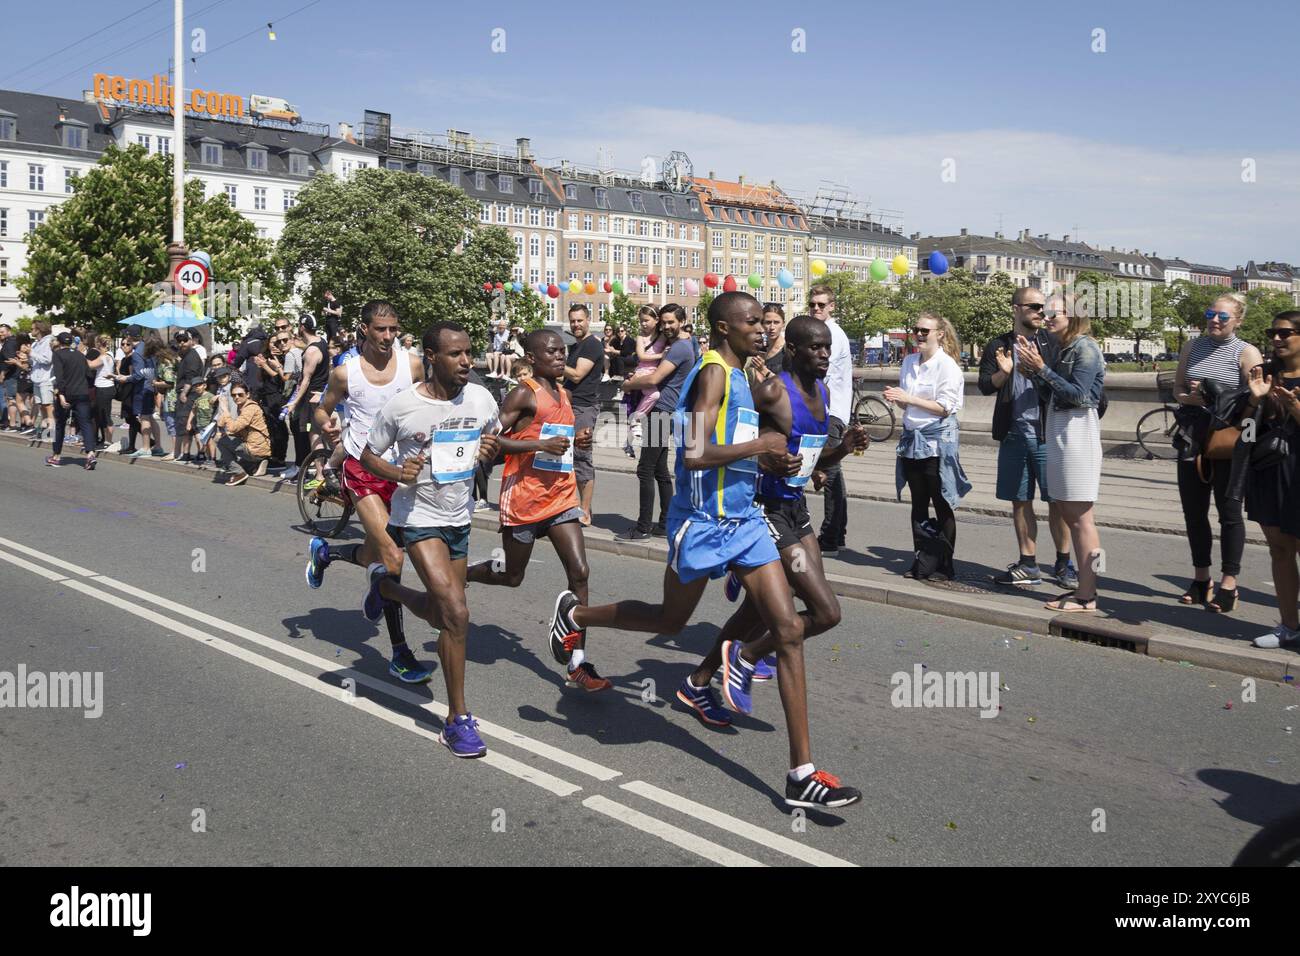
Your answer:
[675,677,732,727]
[752,653,777,682]
[362,562,391,623]
[719,639,756,715]
[724,570,742,602]
[305,536,330,589]
[389,646,434,684]
[439,713,487,758]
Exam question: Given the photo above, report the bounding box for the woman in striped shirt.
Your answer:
[1172,293,1262,613]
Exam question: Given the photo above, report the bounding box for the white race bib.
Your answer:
[729,407,759,474]
[427,427,481,484]
[533,422,574,473]
[786,433,828,487]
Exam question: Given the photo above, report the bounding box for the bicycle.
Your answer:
[296,444,353,538]
[1233,807,1300,866]
[851,379,896,443]
[1135,371,1181,460]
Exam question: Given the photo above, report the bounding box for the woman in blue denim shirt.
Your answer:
[1017,297,1104,612]
[128,337,171,458]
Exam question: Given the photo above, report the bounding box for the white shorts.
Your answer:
[34,381,54,405]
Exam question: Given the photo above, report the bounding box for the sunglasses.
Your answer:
[809,301,831,310]
[230,392,248,398]
[1269,328,1298,339]
[911,327,934,337]
[1018,302,1045,312]
[1204,310,1233,322]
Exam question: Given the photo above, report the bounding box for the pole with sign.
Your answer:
[175,258,208,323]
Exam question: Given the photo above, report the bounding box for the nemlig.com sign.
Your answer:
[92,72,244,119]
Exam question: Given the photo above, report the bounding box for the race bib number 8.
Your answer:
[787,433,828,487]
[428,427,481,484]
[729,407,760,474]
[533,422,574,473]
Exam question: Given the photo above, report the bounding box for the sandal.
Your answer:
[1206,588,1238,614]
[1044,593,1098,612]
[1179,579,1214,606]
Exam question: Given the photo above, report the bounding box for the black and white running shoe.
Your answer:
[549,590,582,665]
[784,769,862,809]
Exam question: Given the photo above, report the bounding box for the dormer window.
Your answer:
[499,174,513,193]
[0,112,15,142]
[201,141,223,166]
[246,146,267,171]
[594,187,608,208]
[449,167,461,186]
[475,171,486,190]
[528,177,542,196]
[287,151,308,175]
[688,198,699,212]
[629,191,645,212]
[385,159,404,171]
[564,184,578,200]
[662,196,676,216]
[58,119,87,150]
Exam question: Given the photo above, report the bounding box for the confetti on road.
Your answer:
[1285,676,1295,683]
[72,507,91,513]
[161,502,180,507]
[999,682,1009,691]
[895,640,905,647]
[945,821,958,831]
[1027,716,1037,724]
[174,762,187,770]
[1265,757,1281,765]
[1178,661,1193,667]
[1224,702,1233,710]
[995,639,1011,648]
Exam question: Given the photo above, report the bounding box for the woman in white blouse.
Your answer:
[885,313,970,580]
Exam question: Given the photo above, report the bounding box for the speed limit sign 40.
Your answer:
[175,259,209,294]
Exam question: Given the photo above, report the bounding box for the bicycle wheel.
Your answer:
[296,446,352,537]
[853,395,896,443]
[1136,405,1179,460]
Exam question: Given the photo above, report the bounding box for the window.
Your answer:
[711,255,723,273]
[568,242,578,260]
[568,213,578,230]
[613,245,623,264]
[583,214,592,231]
[598,215,607,231]
[28,209,45,233]
[663,197,676,216]
[652,221,663,238]
[530,267,539,285]
[202,142,222,166]
[257,227,269,238]
[594,187,609,209]
[733,258,747,275]
[739,235,749,250]
[474,171,486,190]
[496,206,508,223]
[0,258,6,286]
[254,186,267,210]
[755,260,765,277]
[665,222,675,239]
[283,189,297,211]
[0,117,13,141]
[545,210,556,228]
[712,232,723,249]
[691,226,700,242]
[136,133,151,151]
[512,206,524,224]
[158,135,171,156]
[598,243,607,262]
[638,220,649,237]
[384,159,404,171]
[499,174,513,193]
[417,163,434,176]
[565,184,578,200]
[449,167,461,186]
[248,148,268,171]
[528,178,542,197]
[755,235,765,253]
[666,249,676,268]
[583,242,593,261]
[0,161,7,187]
[652,248,661,266]
[730,234,739,250]
[629,191,645,212]
[514,234,524,258]
[224,183,237,206]
[692,252,700,269]
[666,277,675,295]
[0,209,6,236]
[793,239,803,255]
[29,164,44,191]
[283,151,305,175]
[529,236,540,257]
[639,247,648,265]
[613,217,624,234]
[545,237,556,259]
[64,168,77,193]
[62,125,84,149]
[793,260,803,279]
[528,207,540,226]
[479,203,491,223]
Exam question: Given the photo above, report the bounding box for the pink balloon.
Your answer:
[684,278,699,296]
[628,278,642,294]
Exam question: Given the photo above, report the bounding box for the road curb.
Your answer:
[7,432,1291,684]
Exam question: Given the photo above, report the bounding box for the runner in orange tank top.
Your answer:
[466,330,610,691]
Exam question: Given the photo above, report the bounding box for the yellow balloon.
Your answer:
[810,258,827,277]
[891,254,910,275]
[568,278,582,293]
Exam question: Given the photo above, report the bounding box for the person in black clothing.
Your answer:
[169,330,205,461]
[0,323,15,429]
[284,314,331,475]
[322,291,343,345]
[977,286,1075,588]
[563,304,605,525]
[45,332,98,470]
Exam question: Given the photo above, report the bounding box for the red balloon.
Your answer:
[482,282,493,291]
[494,282,504,291]
[647,274,659,287]
[722,275,738,293]
[703,273,719,288]
[546,284,560,299]
[602,281,612,293]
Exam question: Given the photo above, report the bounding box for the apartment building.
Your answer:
[808,214,917,286]
[917,228,1051,289]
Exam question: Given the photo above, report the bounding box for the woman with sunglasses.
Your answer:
[885,312,970,581]
[1171,293,1262,612]
[1016,296,1106,612]
[1243,312,1300,650]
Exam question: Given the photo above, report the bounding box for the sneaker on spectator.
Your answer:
[1252,624,1300,650]
[282,465,299,481]
[993,562,1042,586]
[253,460,268,477]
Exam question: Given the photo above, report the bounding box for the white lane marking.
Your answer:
[51,575,581,797]
[620,780,856,868]
[0,533,96,577]
[84,572,621,783]
[0,548,72,582]
[581,795,764,867]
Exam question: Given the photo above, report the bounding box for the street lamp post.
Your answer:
[166,0,188,284]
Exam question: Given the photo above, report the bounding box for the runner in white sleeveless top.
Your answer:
[303,301,434,684]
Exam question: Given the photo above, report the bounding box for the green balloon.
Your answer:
[870,258,889,281]
[612,280,624,295]
[747,273,761,289]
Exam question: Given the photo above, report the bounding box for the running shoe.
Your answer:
[1252,624,1300,650]
[439,713,488,758]
[389,646,434,684]
[362,562,392,623]
[565,662,612,692]
[549,590,582,664]
[752,653,777,682]
[724,570,742,602]
[1053,560,1079,590]
[650,523,668,538]
[993,562,1042,586]
[129,448,153,458]
[225,471,248,486]
[675,677,732,727]
[616,526,652,541]
[84,456,97,472]
[719,639,756,715]
[819,541,841,558]
[305,536,331,589]
[302,475,324,491]
[44,455,61,467]
[784,769,862,809]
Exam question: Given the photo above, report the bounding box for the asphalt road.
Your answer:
[1,441,1297,866]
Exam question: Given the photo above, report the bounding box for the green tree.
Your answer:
[895,269,1013,357]
[695,288,716,325]
[605,291,641,331]
[1243,288,1298,350]
[277,167,515,349]
[17,144,280,338]
[500,288,548,332]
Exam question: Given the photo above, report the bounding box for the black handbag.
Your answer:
[908,518,953,580]
[1249,404,1292,469]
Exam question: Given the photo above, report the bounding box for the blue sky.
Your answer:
[6,0,1298,265]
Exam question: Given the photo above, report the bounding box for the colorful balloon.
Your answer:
[537,282,548,295]
[602,280,612,293]
[647,274,659,287]
[568,278,582,293]
[483,282,493,292]
[891,254,910,276]
[776,268,794,289]
[869,258,889,282]
[628,277,641,293]
[547,284,560,299]
[684,278,699,295]
[584,281,596,294]
[703,273,719,288]
[722,275,738,293]
[928,251,949,276]
[494,282,504,291]
[612,280,624,295]
[747,273,761,289]
[810,259,827,277]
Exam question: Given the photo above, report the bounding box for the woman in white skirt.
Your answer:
[1017,297,1105,612]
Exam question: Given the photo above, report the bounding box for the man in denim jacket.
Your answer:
[978,287,1076,588]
